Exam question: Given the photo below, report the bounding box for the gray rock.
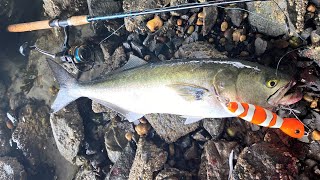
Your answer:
[105,120,134,163]
[0,112,11,157]
[74,166,99,180]
[144,114,199,143]
[246,0,296,36]
[87,0,121,16]
[43,0,88,18]
[199,0,218,35]
[170,0,188,16]
[198,140,238,180]
[11,104,51,167]
[233,142,299,180]
[0,157,26,180]
[129,137,168,179]
[155,168,192,180]
[203,118,226,140]
[107,144,135,180]
[254,37,267,56]
[308,141,320,161]
[226,5,244,27]
[50,102,84,164]
[123,0,163,33]
[174,41,227,59]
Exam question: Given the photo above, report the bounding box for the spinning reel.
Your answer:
[19,27,95,72]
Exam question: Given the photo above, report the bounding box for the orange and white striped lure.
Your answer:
[227,102,305,138]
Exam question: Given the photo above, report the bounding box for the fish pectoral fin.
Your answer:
[182,116,204,124]
[117,54,148,71]
[92,99,144,122]
[168,83,209,101]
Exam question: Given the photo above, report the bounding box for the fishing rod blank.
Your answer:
[7,0,260,32]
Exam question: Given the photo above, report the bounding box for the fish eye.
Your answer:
[266,79,278,88]
[295,129,301,134]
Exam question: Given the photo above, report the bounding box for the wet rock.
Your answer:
[255,37,267,56]
[155,168,192,180]
[203,118,226,140]
[50,102,84,164]
[87,0,121,16]
[144,114,199,143]
[246,0,296,36]
[199,0,218,35]
[105,119,134,163]
[299,46,320,63]
[174,41,227,59]
[0,157,26,180]
[43,0,88,18]
[129,138,168,179]
[0,112,11,156]
[307,141,320,161]
[198,140,238,180]
[103,45,128,74]
[170,0,188,16]
[107,144,135,180]
[123,0,163,33]
[226,4,245,27]
[11,103,51,167]
[233,142,299,180]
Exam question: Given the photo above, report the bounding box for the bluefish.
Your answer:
[47,55,302,124]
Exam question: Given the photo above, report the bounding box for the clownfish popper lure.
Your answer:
[227,102,305,138]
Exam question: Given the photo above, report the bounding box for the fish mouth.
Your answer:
[267,80,303,106]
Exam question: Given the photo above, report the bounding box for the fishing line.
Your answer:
[99,23,125,44]
[281,105,311,132]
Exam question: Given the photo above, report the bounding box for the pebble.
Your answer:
[239,35,246,42]
[144,55,151,61]
[307,4,316,13]
[312,130,320,141]
[221,21,228,32]
[139,117,148,124]
[135,123,150,136]
[208,38,214,43]
[196,19,203,26]
[6,121,14,130]
[310,100,318,108]
[177,19,183,26]
[289,36,302,48]
[125,132,133,141]
[303,94,314,102]
[232,30,241,42]
[240,51,249,57]
[187,25,195,34]
[311,31,320,44]
[146,16,163,32]
[169,143,175,157]
[198,12,204,19]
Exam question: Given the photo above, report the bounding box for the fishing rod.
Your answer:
[7,0,263,32]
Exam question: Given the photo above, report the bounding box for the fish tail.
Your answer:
[47,59,80,113]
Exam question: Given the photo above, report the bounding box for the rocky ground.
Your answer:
[0,0,320,179]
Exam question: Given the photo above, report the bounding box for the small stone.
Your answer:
[6,121,14,130]
[312,130,320,141]
[289,36,302,48]
[219,38,226,46]
[196,19,203,26]
[169,143,175,157]
[198,12,204,18]
[307,4,316,13]
[208,38,214,43]
[239,35,246,42]
[144,55,151,61]
[147,16,163,32]
[311,30,320,44]
[311,100,318,108]
[303,94,314,102]
[139,117,148,124]
[221,21,228,32]
[187,25,195,34]
[232,30,241,42]
[135,123,150,136]
[125,132,133,141]
[255,37,267,55]
[273,39,289,49]
[177,19,183,26]
[240,51,249,57]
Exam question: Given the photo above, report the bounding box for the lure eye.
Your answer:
[295,129,300,134]
[266,79,278,88]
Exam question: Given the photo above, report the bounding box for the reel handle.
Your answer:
[7,15,89,32]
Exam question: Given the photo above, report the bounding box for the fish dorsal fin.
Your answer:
[182,116,204,124]
[168,83,209,101]
[92,99,144,122]
[119,54,148,71]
